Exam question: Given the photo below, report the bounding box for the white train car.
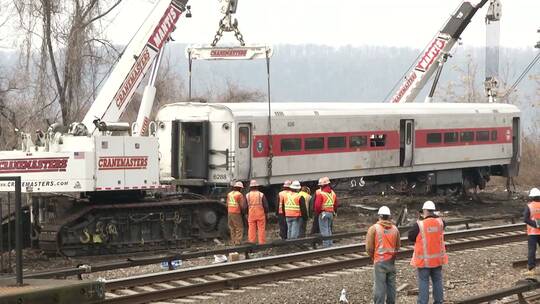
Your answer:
[156,102,520,198]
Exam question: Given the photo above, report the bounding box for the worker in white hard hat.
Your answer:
[284,181,308,239]
[366,206,400,304]
[226,181,246,245]
[314,176,338,247]
[276,180,292,240]
[524,188,540,276]
[408,201,447,304]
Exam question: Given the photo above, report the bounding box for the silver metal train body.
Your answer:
[157,102,520,198]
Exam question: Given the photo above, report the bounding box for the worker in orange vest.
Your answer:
[226,181,246,245]
[314,176,338,247]
[245,180,269,244]
[284,181,308,239]
[366,206,400,304]
[277,180,292,240]
[298,186,312,238]
[524,188,540,276]
[408,201,447,304]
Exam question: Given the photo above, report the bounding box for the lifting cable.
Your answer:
[265,49,273,183]
[501,51,540,101]
[185,0,274,182]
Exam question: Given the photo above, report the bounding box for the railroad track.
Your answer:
[12,214,517,280]
[102,223,526,304]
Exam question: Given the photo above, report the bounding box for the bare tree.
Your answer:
[214,80,265,103]
[14,0,122,125]
[437,53,483,103]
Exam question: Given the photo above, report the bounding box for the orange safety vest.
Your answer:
[284,192,301,217]
[227,191,243,214]
[321,190,337,213]
[411,217,448,268]
[246,190,265,220]
[373,223,399,263]
[278,190,291,215]
[527,201,540,235]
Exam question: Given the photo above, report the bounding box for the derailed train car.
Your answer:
[156,102,520,202]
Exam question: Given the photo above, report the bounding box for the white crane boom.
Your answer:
[390,0,490,103]
[82,0,189,134]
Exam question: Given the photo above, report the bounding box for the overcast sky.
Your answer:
[105,0,539,49]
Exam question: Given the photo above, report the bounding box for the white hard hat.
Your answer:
[249,180,259,187]
[530,188,540,197]
[422,200,436,211]
[290,180,301,190]
[378,206,391,216]
[233,181,244,188]
[319,176,331,186]
[283,180,292,187]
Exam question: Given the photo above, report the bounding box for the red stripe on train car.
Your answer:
[253,130,400,158]
[415,127,512,148]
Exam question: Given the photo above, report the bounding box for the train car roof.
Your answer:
[159,102,520,118]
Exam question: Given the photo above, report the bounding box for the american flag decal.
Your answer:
[74,152,85,159]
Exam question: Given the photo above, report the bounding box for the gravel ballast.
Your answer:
[197,241,530,304]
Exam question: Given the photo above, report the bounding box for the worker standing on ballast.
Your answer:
[285,181,307,239]
[408,201,447,304]
[366,206,400,304]
[277,180,292,240]
[298,186,312,238]
[246,180,269,244]
[524,188,540,276]
[310,178,323,235]
[226,181,246,245]
[314,176,338,247]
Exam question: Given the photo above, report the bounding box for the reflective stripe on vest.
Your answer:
[227,191,242,214]
[321,190,336,212]
[374,223,399,263]
[411,217,448,268]
[528,201,540,235]
[278,190,290,215]
[284,192,301,217]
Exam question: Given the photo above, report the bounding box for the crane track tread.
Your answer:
[39,198,222,256]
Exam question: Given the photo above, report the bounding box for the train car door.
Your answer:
[182,121,209,179]
[509,117,520,175]
[236,123,252,180]
[400,119,414,166]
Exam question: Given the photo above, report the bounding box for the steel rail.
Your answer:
[105,223,524,290]
[102,224,526,303]
[455,279,540,304]
[15,214,519,280]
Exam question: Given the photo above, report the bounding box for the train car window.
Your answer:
[460,131,474,142]
[328,136,346,149]
[239,127,249,148]
[476,131,490,142]
[281,138,301,152]
[350,136,367,148]
[491,130,498,141]
[370,134,386,147]
[426,133,442,144]
[444,132,459,143]
[305,137,324,150]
